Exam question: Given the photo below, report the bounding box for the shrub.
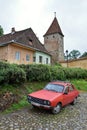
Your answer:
[0,69,7,83]
[25,64,51,81]
[62,68,75,79]
[0,61,87,84]
[19,64,87,81]
[0,62,26,84]
[0,61,10,69]
[57,67,66,80]
[7,65,26,84]
[63,67,87,79]
[49,66,58,81]
[49,66,66,81]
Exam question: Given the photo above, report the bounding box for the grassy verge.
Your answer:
[1,82,47,114]
[71,79,87,91]
[1,80,87,114]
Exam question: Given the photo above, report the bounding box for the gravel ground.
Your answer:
[0,92,87,130]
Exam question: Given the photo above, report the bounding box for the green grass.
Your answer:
[1,82,47,114]
[3,96,29,113]
[1,80,87,114]
[71,79,87,91]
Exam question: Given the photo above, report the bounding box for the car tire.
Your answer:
[71,97,77,105]
[52,103,62,114]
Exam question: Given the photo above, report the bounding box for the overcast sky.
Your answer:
[0,0,87,54]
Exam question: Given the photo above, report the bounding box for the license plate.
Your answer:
[31,102,40,106]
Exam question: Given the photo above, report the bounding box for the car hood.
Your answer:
[28,90,62,101]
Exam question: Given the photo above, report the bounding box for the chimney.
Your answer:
[11,27,15,34]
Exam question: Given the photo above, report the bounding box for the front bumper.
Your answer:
[30,101,51,109]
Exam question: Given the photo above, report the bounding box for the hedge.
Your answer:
[19,64,51,81]
[19,64,87,81]
[0,61,87,85]
[0,62,26,84]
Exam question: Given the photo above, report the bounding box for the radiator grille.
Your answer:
[28,96,45,104]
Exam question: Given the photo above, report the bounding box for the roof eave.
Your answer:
[43,32,64,37]
[0,41,51,56]
[0,41,35,51]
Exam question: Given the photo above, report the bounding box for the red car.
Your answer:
[27,81,79,114]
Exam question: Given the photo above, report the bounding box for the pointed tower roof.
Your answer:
[44,17,64,37]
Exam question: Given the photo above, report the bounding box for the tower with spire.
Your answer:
[44,14,64,63]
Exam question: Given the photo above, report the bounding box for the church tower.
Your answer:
[44,14,64,64]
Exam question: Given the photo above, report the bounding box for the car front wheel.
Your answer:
[52,103,62,114]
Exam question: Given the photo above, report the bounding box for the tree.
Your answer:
[0,25,4,36]
[68,50,81,60]
[80,52,87,58]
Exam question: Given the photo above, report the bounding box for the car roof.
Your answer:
[50,81,71,87]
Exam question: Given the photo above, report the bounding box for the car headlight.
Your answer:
[44,100,50,105]
[47,101,50,105]
[44,100,47,104]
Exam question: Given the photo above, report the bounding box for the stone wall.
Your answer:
[44,33,64,63]
[60,57,87,69]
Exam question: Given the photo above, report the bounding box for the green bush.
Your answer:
[49,66,66,81]
[0,62,26,84]
[0,61,10,69]
[7,65,26,84]
[25,64,51,81]
[63,67,87,79]
[57,67,66,80]
[19,64,87,81]
[0,61,87,84]
[0,69,7,83]
[49,66,58,81]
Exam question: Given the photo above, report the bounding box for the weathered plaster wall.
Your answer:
[60,57,87,69]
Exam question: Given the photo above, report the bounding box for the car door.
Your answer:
[68,84,76,103]
[63,86,70,106]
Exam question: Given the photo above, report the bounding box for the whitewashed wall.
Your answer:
[34,51,51,64]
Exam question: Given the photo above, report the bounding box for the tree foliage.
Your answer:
[80,52,87,58]
[0,25,4,36]
[68,50,81,60]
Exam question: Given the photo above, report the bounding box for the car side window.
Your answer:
[64,87,69,94]
[69,85,74,92]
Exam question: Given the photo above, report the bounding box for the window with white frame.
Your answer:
[26,54,30,61]
[15,52,20,60]
[33,56,36,62]
[39,56,42,63]
[46,58,48,64]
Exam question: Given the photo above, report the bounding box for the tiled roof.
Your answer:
[44,17,64,37]
[0,28,49,54]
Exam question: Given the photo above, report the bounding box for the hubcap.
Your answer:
[53,104,61,114]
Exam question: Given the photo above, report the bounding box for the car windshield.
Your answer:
[44,83,64,93]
